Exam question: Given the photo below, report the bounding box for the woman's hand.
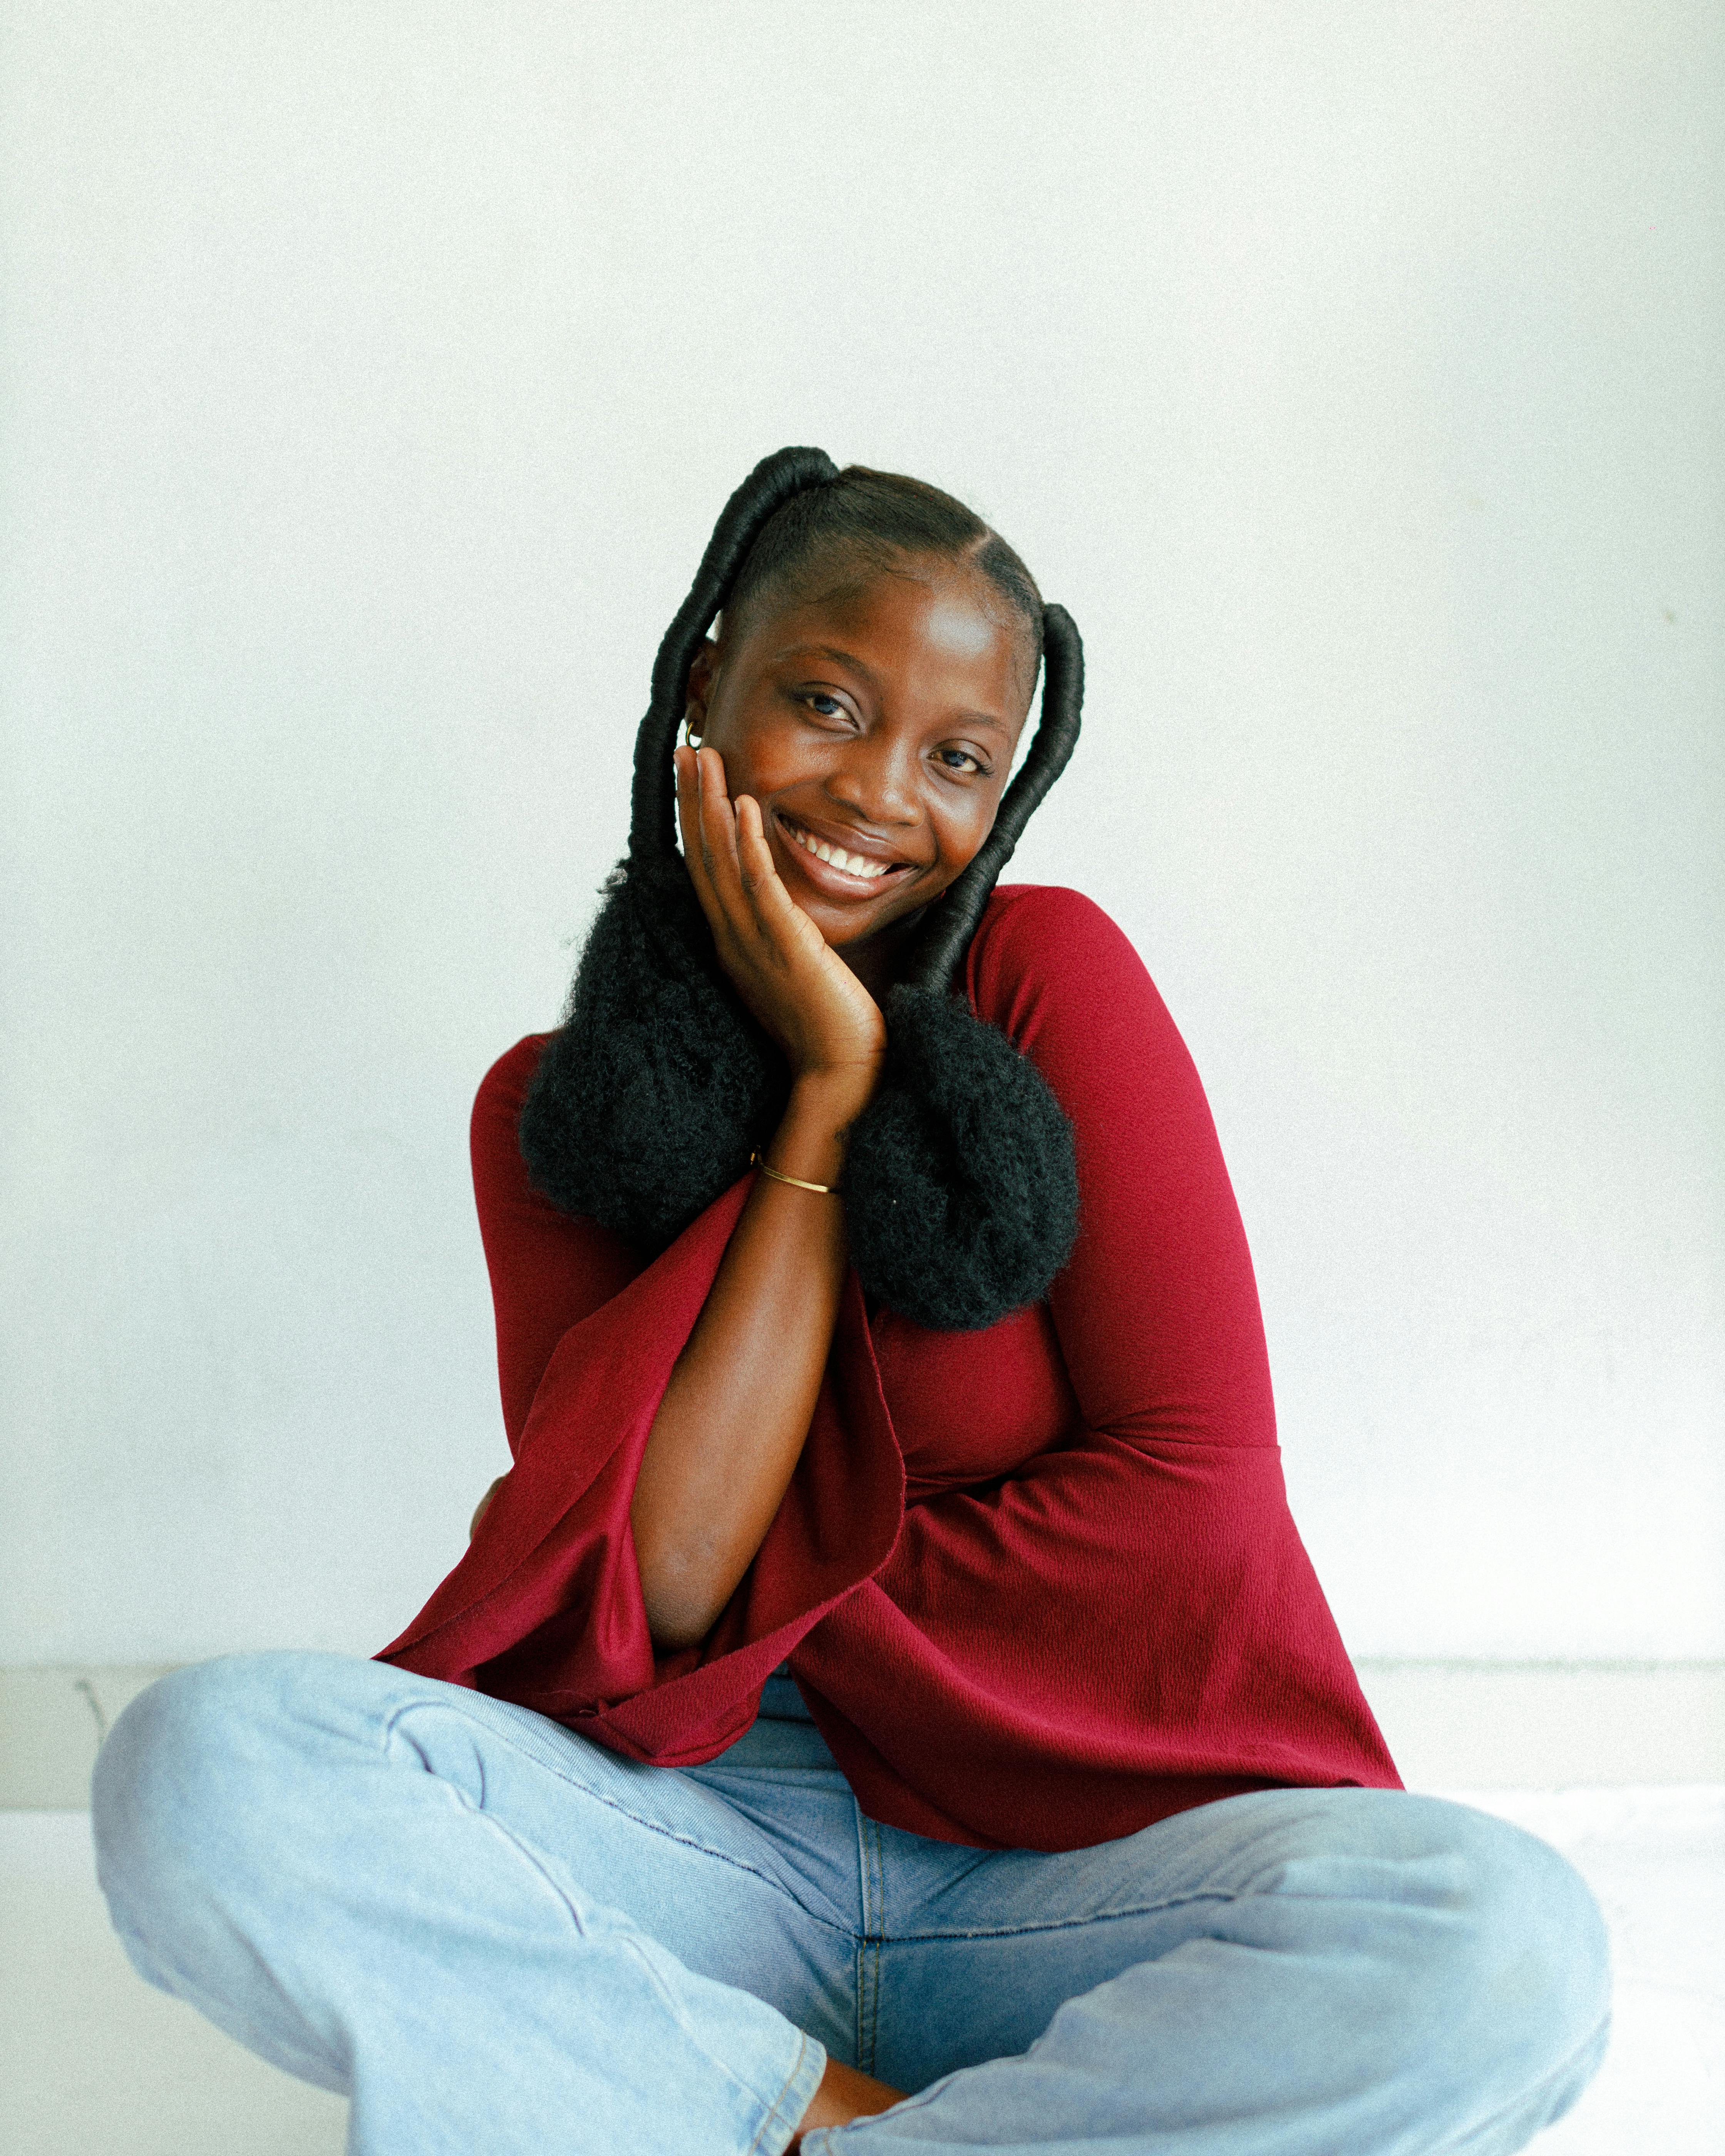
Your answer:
[676,746,886,1105]
[625,746,886,1650]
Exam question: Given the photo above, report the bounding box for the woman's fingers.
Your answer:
[735,794,821,957]
[695,748,743,889]
[673,753,885,1077]
[695,750,767,948]
[734,790,778,901]
[681,747,769,971]
[674,748,717,912]
[677,747,742,937]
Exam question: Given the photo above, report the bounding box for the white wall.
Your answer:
[2,0,1719,1667]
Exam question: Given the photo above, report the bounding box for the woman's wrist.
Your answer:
[769,1067,878,1189]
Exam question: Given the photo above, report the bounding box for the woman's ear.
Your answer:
[685,637,721,736]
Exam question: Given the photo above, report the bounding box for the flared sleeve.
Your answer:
[785,887,1401,1849]
[375,1035,907,1766]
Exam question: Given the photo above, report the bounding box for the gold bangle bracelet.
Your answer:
[750,1148,840,1196]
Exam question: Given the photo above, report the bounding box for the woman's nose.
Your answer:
[825,731,919,827]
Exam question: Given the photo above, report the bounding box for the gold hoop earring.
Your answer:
[683,715,704,750]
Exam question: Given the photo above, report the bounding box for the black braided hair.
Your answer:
[519,449,1084,1329]
[629,447,839,866]
[899,603,1083,991]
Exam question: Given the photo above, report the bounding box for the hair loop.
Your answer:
[902,602,1084,992]
[630,447,838,863]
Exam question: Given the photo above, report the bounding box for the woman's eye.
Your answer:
[935,747,986,775]
[802,693,847,720]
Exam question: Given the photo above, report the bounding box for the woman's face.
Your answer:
[686,555,1035,952]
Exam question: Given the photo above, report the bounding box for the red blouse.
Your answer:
[378,885,1399,1851]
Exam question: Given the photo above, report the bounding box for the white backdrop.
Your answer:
[2,0,1719,1667]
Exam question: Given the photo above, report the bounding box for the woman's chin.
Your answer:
[819,900,933,965]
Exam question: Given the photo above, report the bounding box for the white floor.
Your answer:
[1,1788,1719,2156]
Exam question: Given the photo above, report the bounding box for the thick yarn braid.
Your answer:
[900,602,1083,990]
[629,447,839,867]
[518,447,1083,1329]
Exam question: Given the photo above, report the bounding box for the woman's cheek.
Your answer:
[936,805,991,879]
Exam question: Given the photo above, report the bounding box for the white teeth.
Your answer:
[787,821,892,880]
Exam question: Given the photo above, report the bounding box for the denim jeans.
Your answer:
[92,1651,1609,2155]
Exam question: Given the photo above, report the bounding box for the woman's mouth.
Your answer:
[777,812,911,892]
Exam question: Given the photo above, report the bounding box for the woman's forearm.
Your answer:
[628,1069,871,1651]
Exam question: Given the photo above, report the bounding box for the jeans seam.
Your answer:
[863,1889,1239,1943]
[409,1762,792,2122]
[853,1802,883,2078]
[745,2028,820,2156]
[380,1696,855,1940]
[378,1697,1236,1947]
[869,1820,886,2075]
[871,1820,884,2070]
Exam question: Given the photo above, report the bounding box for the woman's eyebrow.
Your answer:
[771,644,1011,737]
[770,641,881,688]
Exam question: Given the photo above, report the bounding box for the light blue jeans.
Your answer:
[92,1651,1609,2155]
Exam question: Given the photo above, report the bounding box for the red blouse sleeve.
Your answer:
[468,1037,643,1455]
[375,1036,908,1763]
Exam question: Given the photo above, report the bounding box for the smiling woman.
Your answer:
[90,450,1611,2156]
[690,569,1027,934]
[512,457,1085,1330]
[680,456,1056,979]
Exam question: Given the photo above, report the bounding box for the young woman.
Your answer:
[94,451,1609,2155]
